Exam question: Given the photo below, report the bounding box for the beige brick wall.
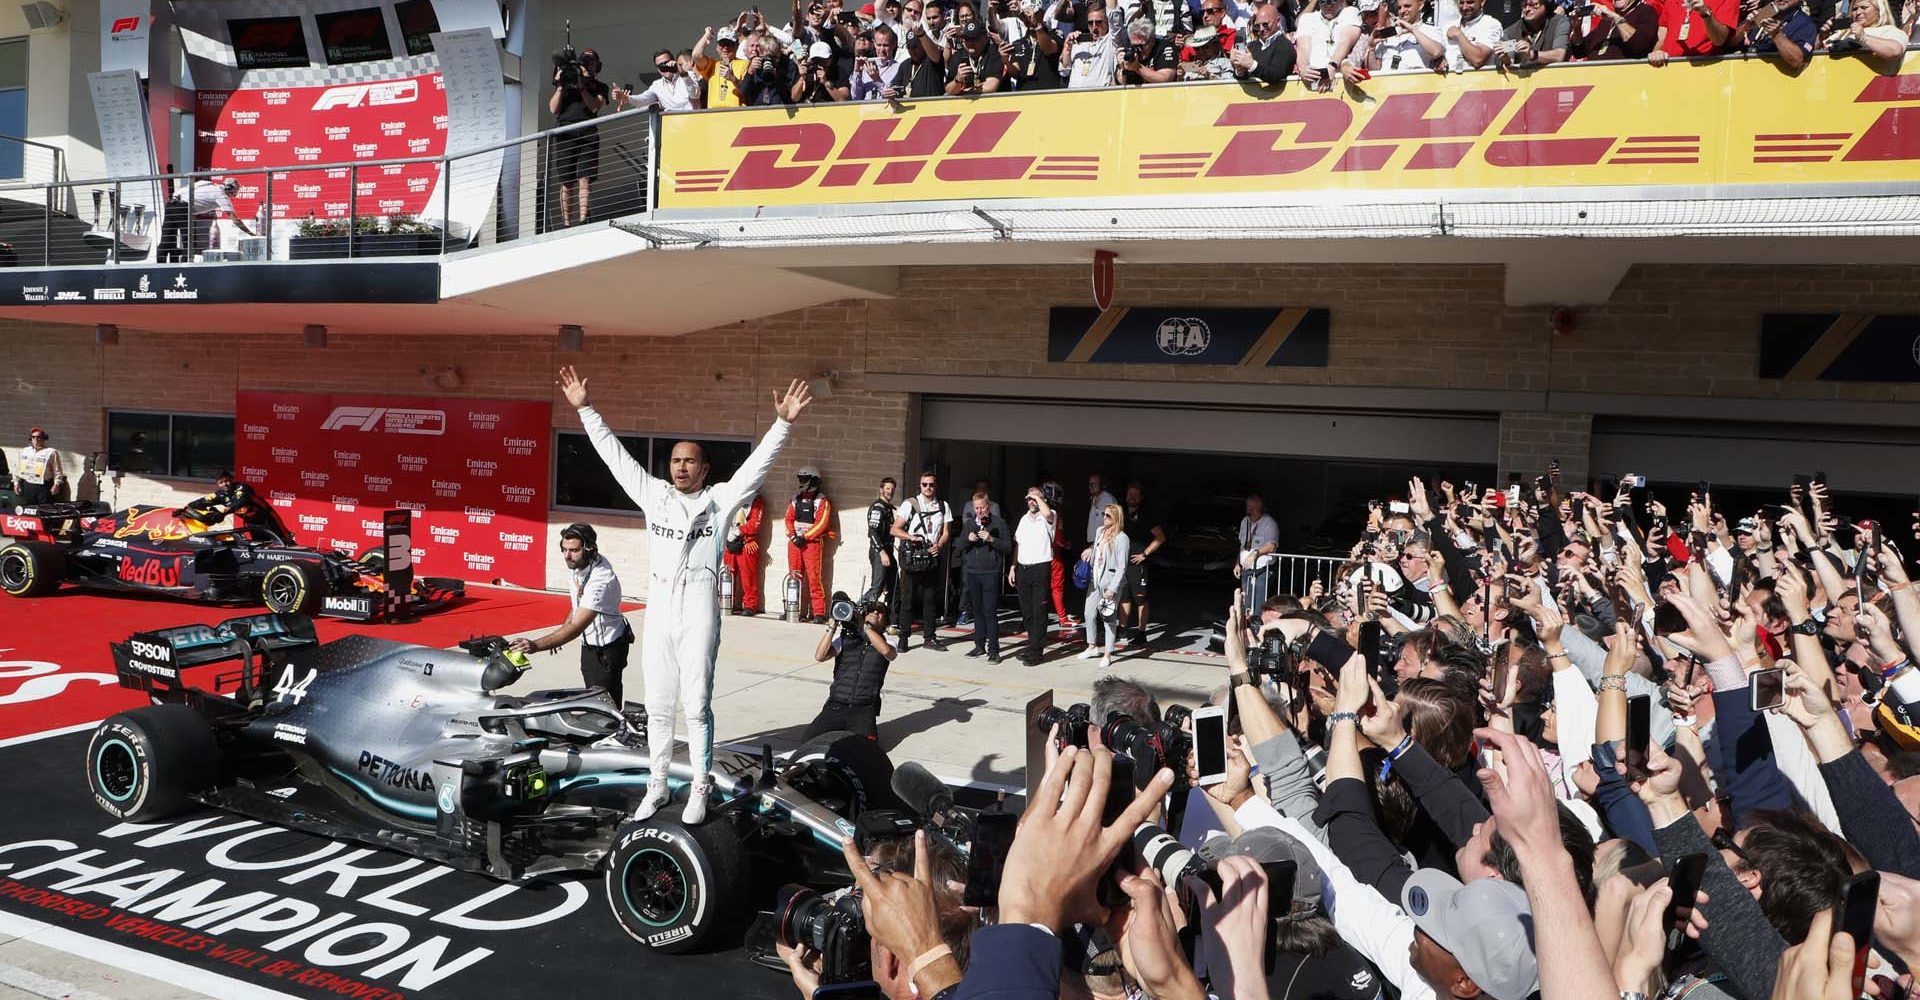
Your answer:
[6,260,1919,603]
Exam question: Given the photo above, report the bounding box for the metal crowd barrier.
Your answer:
[1269,552,1345,598]
[0,108,657,267]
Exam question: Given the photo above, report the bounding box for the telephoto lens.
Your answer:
[774,885,871,983]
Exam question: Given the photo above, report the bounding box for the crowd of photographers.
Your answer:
[777,470,1920,1000]
[586,0,1914,121]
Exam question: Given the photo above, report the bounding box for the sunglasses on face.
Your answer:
[920,482,937,488]
[656,61,675,70]
[1087,17,1108,25]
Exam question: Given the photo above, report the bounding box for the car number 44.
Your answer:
[272,665,316,705]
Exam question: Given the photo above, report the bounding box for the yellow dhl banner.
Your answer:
[657,53,1920,209]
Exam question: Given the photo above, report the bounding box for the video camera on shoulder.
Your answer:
[553,20,586,86]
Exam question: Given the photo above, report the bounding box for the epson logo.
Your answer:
[129,639,171,662]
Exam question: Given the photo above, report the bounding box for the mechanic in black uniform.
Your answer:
[802,597,896,740]
[190,470,295,542]
[1119,482,1166,648]
[863,476,898,606]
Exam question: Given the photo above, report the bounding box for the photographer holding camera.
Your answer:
[548,37,609,228]
[804,595,897,741]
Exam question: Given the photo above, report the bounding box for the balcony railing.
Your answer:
[0,108,655,267]
[1,48,1915,268]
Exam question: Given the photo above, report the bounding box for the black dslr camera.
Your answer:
[1034,702,1192,790]
[774,884,870,983]
[829,590,883,643]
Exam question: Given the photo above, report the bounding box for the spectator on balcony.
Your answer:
[1568,0,1658,59]
[1702,0,1812,62]
[1135,0,1194,36]
[1230,1,1300,83]
[852,25,911,97]
[1064,1,1125,85]
[1119,18,1181,82]
[697,27,753,107]
[917,0,957,60]
[743,38,802,104]
[1648,0,1738,63]
[1371,0,1446,69]
[1498,0,1571,62]
[631,49,700,111]
[1179,24,1238,75]
[795,40,851,100]
[1296,0,1365,88]
[945,21,1008,91]
[1825,0,1908,59]
[1441,0,1505,67]
[1192,0,1243,46]
[1003,5,1066,87]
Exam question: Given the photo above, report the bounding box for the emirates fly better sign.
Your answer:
[234,391,550,587]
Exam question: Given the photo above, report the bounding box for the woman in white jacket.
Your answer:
[1080,502,1129,667]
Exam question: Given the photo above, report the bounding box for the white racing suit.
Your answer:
[578,406,791,781]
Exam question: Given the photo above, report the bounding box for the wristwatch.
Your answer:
[1788,619,1820,636]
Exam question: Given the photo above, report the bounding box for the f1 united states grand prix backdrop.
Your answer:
[233,392,549,588]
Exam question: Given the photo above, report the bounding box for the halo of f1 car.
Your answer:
[86,612,939,953]
[0,484,461,620]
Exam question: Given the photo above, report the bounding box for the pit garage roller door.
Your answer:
[922,397,1498,465]
[1591,417,1920,494]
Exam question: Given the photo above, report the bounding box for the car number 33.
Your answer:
[271,664,316,705]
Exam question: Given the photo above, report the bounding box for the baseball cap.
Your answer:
[1735,516,1758,535]
[1358,0,1385,11]
[808,39,834,60]
[28,427,46,438]
[1401,870,1538,1000]
[1199,827,1325,908]
[859,2,876,13]
[961,19,986,38]
[1187,24,1220,46]
[717,26,739,44]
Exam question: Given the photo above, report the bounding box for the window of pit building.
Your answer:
[107,411,235,480]
[552,431,750,517]
[0,39,27,179]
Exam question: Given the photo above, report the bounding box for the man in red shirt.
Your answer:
[1650,0,1738,60]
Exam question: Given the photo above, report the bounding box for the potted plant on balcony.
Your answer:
[289,213,443,259]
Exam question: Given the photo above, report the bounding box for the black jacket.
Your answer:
[957,512,1012,576]
[1239,33,1298,86]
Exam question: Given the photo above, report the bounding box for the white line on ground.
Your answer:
[0,959,122,1000]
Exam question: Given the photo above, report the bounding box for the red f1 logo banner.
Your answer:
[194,70,449,223]
[234,391,550,588]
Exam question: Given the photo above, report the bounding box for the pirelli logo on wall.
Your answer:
[1048,307,1329,367]
[1760,314,1920,383]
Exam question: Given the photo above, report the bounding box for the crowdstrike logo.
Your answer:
[320,406,448,436]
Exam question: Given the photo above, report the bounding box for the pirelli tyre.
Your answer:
[86,705,219,822]
[0,540,64,597]
[604,817,746,953]
[260,562,327,615]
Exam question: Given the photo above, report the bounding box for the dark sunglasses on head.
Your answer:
[1709,827,1749,863]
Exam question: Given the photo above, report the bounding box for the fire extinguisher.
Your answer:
[719,564,737,615]
[783,572,805,623]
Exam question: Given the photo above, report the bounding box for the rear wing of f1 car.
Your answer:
[1,501,111,542]
[112,612,319,696]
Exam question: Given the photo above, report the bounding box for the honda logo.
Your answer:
[319,406,447,436]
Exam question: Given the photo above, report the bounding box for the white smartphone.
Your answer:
[1192,705,1229,787]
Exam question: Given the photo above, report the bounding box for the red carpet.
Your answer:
[0,586,605,741]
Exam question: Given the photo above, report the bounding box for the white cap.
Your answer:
[808,40,834,60]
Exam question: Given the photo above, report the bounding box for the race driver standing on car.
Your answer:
[558,365,811,825]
